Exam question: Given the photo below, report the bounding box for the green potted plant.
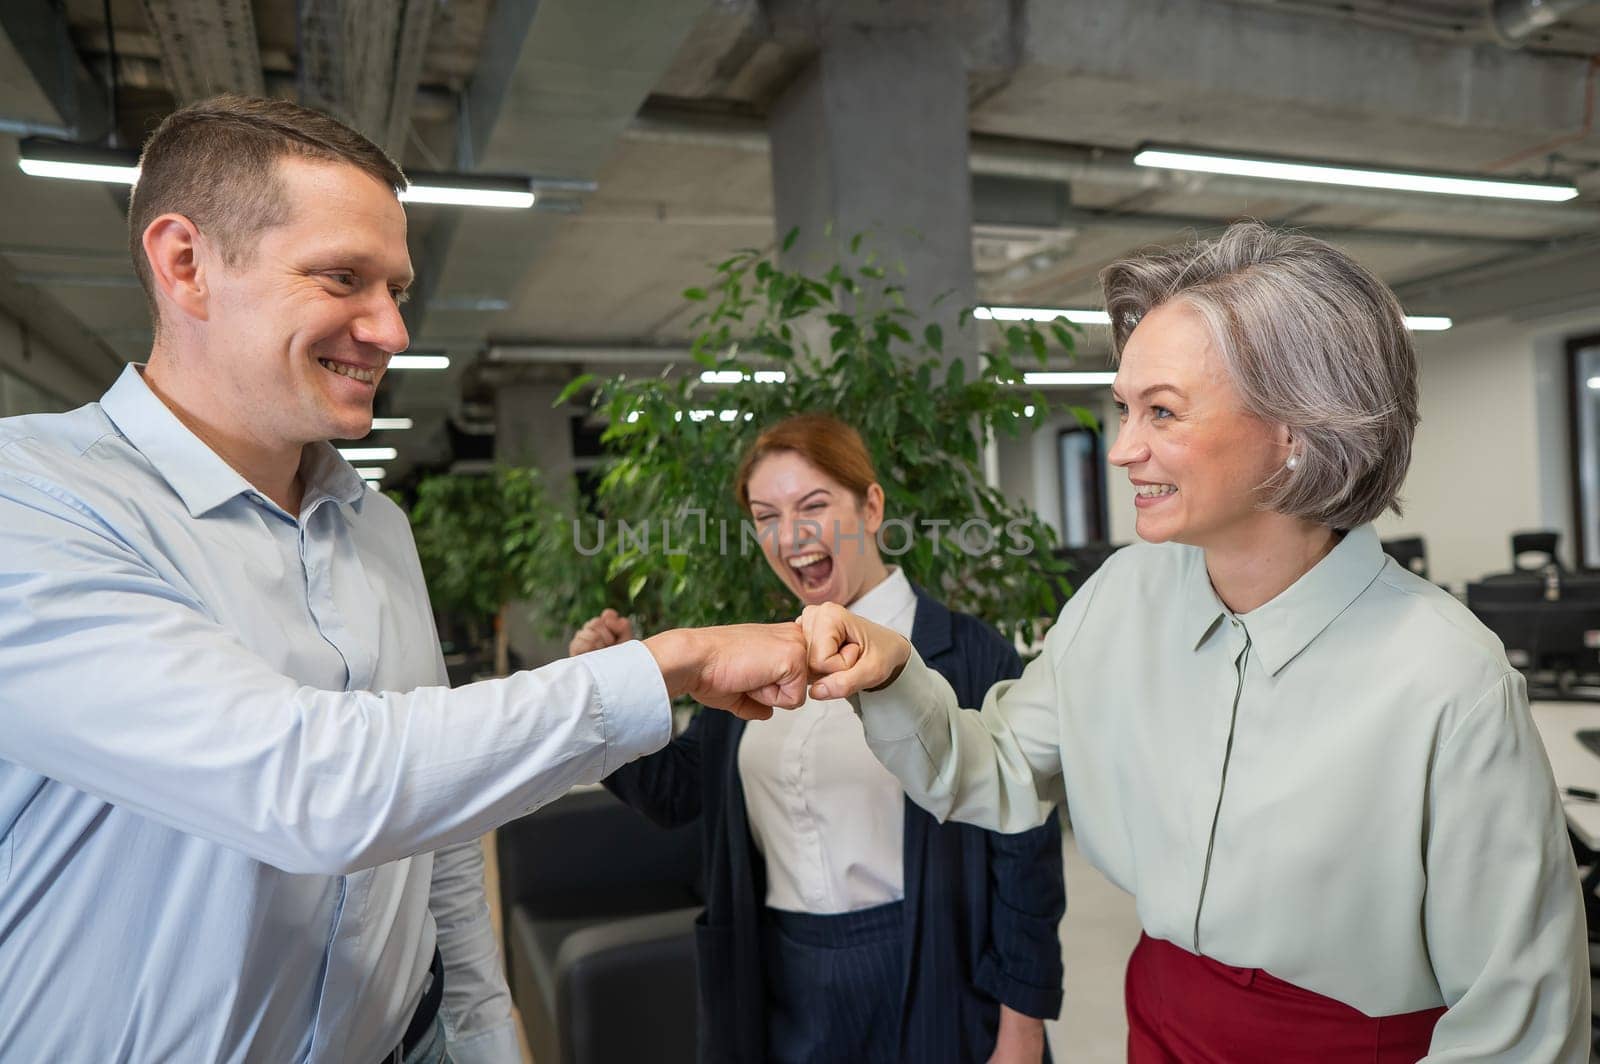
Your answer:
[547,233,1094,644]
[407,466,606,676]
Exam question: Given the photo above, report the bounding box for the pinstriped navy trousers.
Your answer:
[761,900,906,1063]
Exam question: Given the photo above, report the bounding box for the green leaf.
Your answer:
[781,226,799,252]
[849,232,863,255]
[682,286,708,301]
[1049,321,1077,354]
[923,323,943,354]
[553,373,596,408]
[628,572,648,602]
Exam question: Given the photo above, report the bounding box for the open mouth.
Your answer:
[787,550,834,591]
[318,358,380,386]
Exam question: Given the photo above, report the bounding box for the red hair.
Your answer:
[734,413,878,512]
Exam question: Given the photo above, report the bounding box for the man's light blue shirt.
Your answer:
[0,365,672,1062]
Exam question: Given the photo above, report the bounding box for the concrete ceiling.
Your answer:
[0,0,1597,482]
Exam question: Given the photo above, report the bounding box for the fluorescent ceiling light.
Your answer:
[17,141,540,209]
[975,306,1111,325]
[1588,377,1600,390]
[672,409,751,423]
[352,466,387,479]
[979,304,1451,333]
[699,370,787,384]
[339,447,398,461]
[1022,372,1117,386]
[388,354,450,370]
[399,184,533,209]
[1134,146,1578,203]
[399,170,534,209]
[368,417,414,430]
[19,157,138,184]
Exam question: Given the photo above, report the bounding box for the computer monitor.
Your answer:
[1466,575,1544,607]
[1467,597,1600,677]
[1552,573,1600,603]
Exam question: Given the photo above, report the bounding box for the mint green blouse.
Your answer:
[858,524,1589,1060]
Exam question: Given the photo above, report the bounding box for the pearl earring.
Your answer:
[1285,454,1300,471]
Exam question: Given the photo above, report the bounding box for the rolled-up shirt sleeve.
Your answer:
[0,474,672,877]
[1421,672,1590,1062]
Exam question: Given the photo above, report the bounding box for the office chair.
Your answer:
[1511,530,1562,572]
[1380,536,1428,580]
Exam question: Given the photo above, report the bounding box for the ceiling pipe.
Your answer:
[624,108,1600,228]
[1490,0,1600,46]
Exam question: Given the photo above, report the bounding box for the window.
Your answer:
[1568,335,1600,568]
[1057,426,1107,548]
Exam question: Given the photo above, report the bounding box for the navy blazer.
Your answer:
[605,588,1066,1062]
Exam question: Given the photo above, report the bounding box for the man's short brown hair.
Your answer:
[129,94,407,329]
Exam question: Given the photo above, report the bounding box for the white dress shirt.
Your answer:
[0,365,671,1063]
[858,525,1591,1061]
[739,567,918,913]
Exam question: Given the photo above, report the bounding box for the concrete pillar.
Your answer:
[767,19,981,364]
[494,374,577,506]
[494,371,579,667]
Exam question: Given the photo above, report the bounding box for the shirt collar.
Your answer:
[298,440,370,515]
[850,566,916,628]
[99,364,368,519]
[1181,524,1387,675]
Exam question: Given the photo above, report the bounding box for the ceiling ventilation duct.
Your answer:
[1489,0,1598,46]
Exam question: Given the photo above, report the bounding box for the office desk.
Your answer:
[1531,701,1600,851]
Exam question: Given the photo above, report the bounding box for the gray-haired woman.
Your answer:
[799,222,1591,1062]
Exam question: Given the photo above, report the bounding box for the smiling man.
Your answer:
[0,95,811,1063]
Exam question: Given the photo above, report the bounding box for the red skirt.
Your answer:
[1125,934,1445,1064]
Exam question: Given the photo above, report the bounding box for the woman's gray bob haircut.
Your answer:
[1100,222,1420,530]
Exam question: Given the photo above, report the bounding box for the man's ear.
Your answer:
[141,213,210,324]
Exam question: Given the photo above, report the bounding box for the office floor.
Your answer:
[1050,828,1143,1062]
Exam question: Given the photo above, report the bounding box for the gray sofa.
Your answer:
[497,786,702,1064]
